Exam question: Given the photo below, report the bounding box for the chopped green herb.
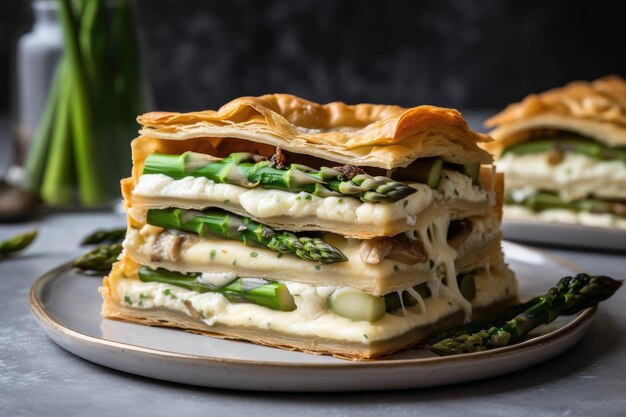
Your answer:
[338,199,343,204]
[200,311,206,319]
[363,334,369,340]
[138,293,146,307]
[232,259,237,266]
[429,259,435,269]
[305,194,313,201]
[223,199,230,203]
[274,195,281,202]
[295,196,301,201]
[315,265,321,271]
[403,200,409,208]
[250,252,258,258]
[393,265,400,272]
[163,289,176,300]
[210,249,217,260]
[277,253,284,258]
[124,295,131,304]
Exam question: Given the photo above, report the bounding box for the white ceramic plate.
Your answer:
[502,220,626,251]
[30,241,595,392]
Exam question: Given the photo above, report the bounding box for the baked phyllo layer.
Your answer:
[101,94,516,360]
[485,76,626,229]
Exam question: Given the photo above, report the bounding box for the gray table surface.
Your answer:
[0,115,625,417]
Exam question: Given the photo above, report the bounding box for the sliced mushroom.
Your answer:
[386,236,428,265]
[447,219,474,250]
[151,231,183,262]
[359,238,393,264]
[359,236,427,265]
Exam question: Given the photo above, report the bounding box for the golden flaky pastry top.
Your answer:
[484,75,626,153]
[135,94,492,172]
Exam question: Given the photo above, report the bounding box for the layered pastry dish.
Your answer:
[485,75,626,229]
[100,94,517,360]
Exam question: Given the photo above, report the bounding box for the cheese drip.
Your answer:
[407,213,473,319]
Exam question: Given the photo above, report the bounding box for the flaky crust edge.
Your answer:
[133,94,492,172]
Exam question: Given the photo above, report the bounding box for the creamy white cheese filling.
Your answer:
[497,152,626,201]
[130,170,492,226]
[116,265,516,344]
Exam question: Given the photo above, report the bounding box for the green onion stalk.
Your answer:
[25,0,145,207]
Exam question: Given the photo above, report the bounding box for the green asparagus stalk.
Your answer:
[503,135,626,163]
[394,159,443,189]
[147,208,347,263]
[429,273,622,356]
[81,228,126,245]
[425,298,540,344]
[506,192,626,218]
[143,152,419,203]
[40,61,74,206]
[138,266,296,312]
[73,242,122,271]
[0,230,37,260]
[59,0,104,206]
[24,63,62,192]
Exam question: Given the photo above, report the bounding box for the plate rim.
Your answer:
[29,241,596,369]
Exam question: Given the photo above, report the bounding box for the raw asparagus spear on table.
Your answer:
[0,230,37,260]
[80,227,126,245]
[147,207,348,263]
[428,273,622,356]
[143,151,425,203]
[73,242,122,271]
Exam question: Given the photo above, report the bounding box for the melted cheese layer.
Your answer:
[116,264,517,344]
[497,152,626,201]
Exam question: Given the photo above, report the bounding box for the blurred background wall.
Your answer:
[3,0,626,113]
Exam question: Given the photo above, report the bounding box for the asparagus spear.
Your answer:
[81,228,126,245]
[429,273,622,356]
[502,136,626,163]
[138,266,296,312]
[0,230,37,260]
[73,242,122,271]
[506,192,626,218]
[59,0,105,206]
[147,208,347,263]
[425,298,540,344]
[143,152,419,203]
